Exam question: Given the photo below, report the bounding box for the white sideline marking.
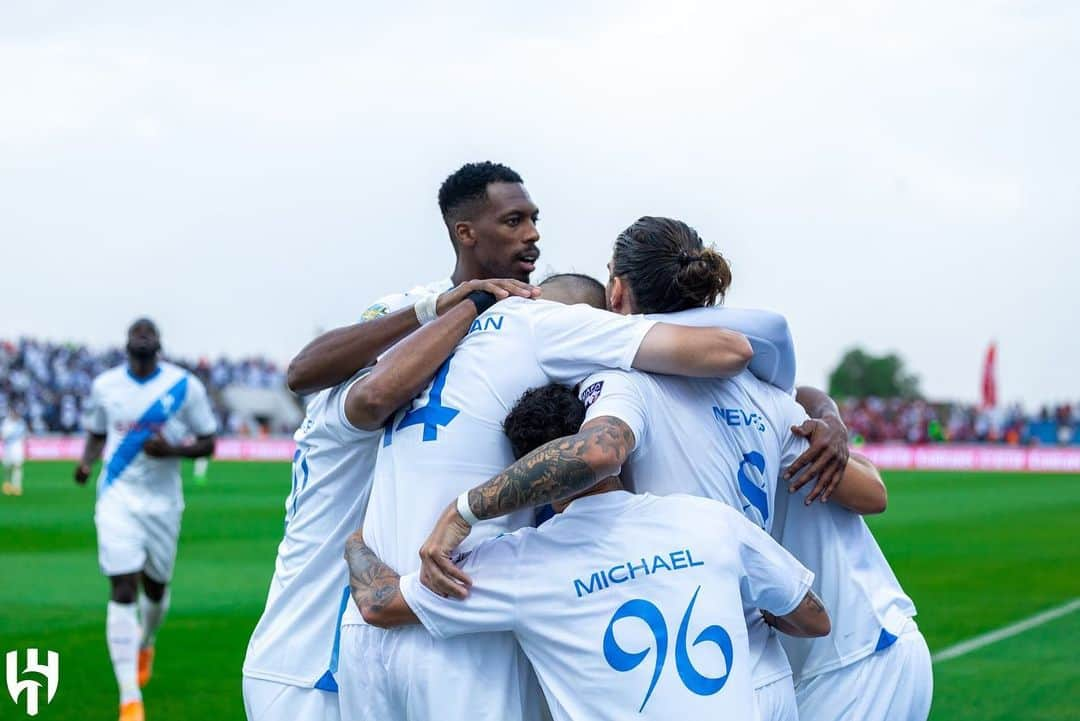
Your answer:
[932,598,1080,663]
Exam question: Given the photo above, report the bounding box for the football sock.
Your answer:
[107,601,142,704]
[139,590,169,648]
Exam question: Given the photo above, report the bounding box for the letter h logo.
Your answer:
[6,649,59,717]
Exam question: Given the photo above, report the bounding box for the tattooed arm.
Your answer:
[418,416,634,598]
[761,589,831,638]
[344,530,418,628]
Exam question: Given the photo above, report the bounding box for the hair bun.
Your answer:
[674,247,731,306]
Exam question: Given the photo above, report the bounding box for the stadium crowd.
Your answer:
[3,337,1077,445]
[0,338,288,435]
[841,397,1080,446]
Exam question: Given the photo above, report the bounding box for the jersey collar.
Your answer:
[126,365,162,385]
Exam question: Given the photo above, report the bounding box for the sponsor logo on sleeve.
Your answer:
[360,303,390,322]
[581,381,604,408]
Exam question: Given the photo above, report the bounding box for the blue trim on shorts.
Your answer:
[313,585,351,693]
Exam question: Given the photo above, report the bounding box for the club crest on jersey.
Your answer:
[581,381,604,408]
[360,303,389,322]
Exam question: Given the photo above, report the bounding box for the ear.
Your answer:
[608,276,632,315]
[454,221,476,249]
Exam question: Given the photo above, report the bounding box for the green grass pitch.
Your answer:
[1,462,1077,720]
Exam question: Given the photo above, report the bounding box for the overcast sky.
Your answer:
[2,0,1077,406]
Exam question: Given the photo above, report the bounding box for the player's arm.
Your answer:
[761,590,831,638]
[344,530,418,628]
[142,434,216,459]
[74,433,107,485]
[286,279,540,395]
[783,386,850,503]
[652,306,796,391]
[631,323,753,378]
[344,291,496,430]
[419,415,634,598]
[822,452,887,514]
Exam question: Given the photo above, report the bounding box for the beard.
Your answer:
[126,342,159,361]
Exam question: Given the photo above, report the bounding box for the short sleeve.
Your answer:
[778,398,811,471]
[81,379,108,434]
[580,371,647,452]
[531,303,657,385]
[179,376,218,436]
[399,535,522,639]
[331,369,382,440]
[730,505,814,615]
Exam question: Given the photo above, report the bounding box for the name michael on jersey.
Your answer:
[573,548,704,598]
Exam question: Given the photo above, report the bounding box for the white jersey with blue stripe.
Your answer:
[82,361,217,511]
[579,368,810,689]
[242,278,452,690]
[399,491,814,721]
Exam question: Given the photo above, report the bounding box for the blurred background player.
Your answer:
[1,405,28,496]
[74,318,218,721]
[347,384,831,721]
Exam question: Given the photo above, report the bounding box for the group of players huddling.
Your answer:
[77,162,933,721]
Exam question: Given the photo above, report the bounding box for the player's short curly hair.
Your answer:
[438,161,523,221]
[503,384,586,460]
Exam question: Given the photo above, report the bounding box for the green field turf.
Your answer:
[1,462,1077,720]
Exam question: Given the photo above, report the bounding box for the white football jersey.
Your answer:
[772,479,918,682]
[347,297,658,624]
[580,368,810,688]
[82,361,217,511]
[243,277,451,690]
[399,491,814,721]
[1,416,28,456]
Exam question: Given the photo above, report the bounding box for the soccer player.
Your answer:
[421,221,931,721]
[242,161,543,721]
[1,406,28,496]
[74,318,218,721]
[334,272,760,721]
[346,384,831,721]
[771,457,933,721]
[418,217,852,720]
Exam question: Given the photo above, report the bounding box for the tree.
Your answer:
[827,348,921,400]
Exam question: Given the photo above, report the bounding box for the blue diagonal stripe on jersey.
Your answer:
[100,376,189,495]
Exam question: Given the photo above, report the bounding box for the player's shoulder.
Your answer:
[361,277,452,321]
[580,367,648,406]
[466,527,535,564]
[651,492,743,521]
[92,364,131,390]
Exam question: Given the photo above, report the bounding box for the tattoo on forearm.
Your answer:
[344,532,401,613]
[468,417,634,520]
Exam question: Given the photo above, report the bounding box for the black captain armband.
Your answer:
[467,290,499,315]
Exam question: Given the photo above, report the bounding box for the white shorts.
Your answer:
[795,624,933,721]
[337,623,546,721]
[243,676,339,721]
[94,492,182,582]
[755,675,799,721]
[2,448,24,467]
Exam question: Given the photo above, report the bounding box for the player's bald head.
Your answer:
[539,273,606,309]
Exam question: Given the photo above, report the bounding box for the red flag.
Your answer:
[981,342,997,409]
